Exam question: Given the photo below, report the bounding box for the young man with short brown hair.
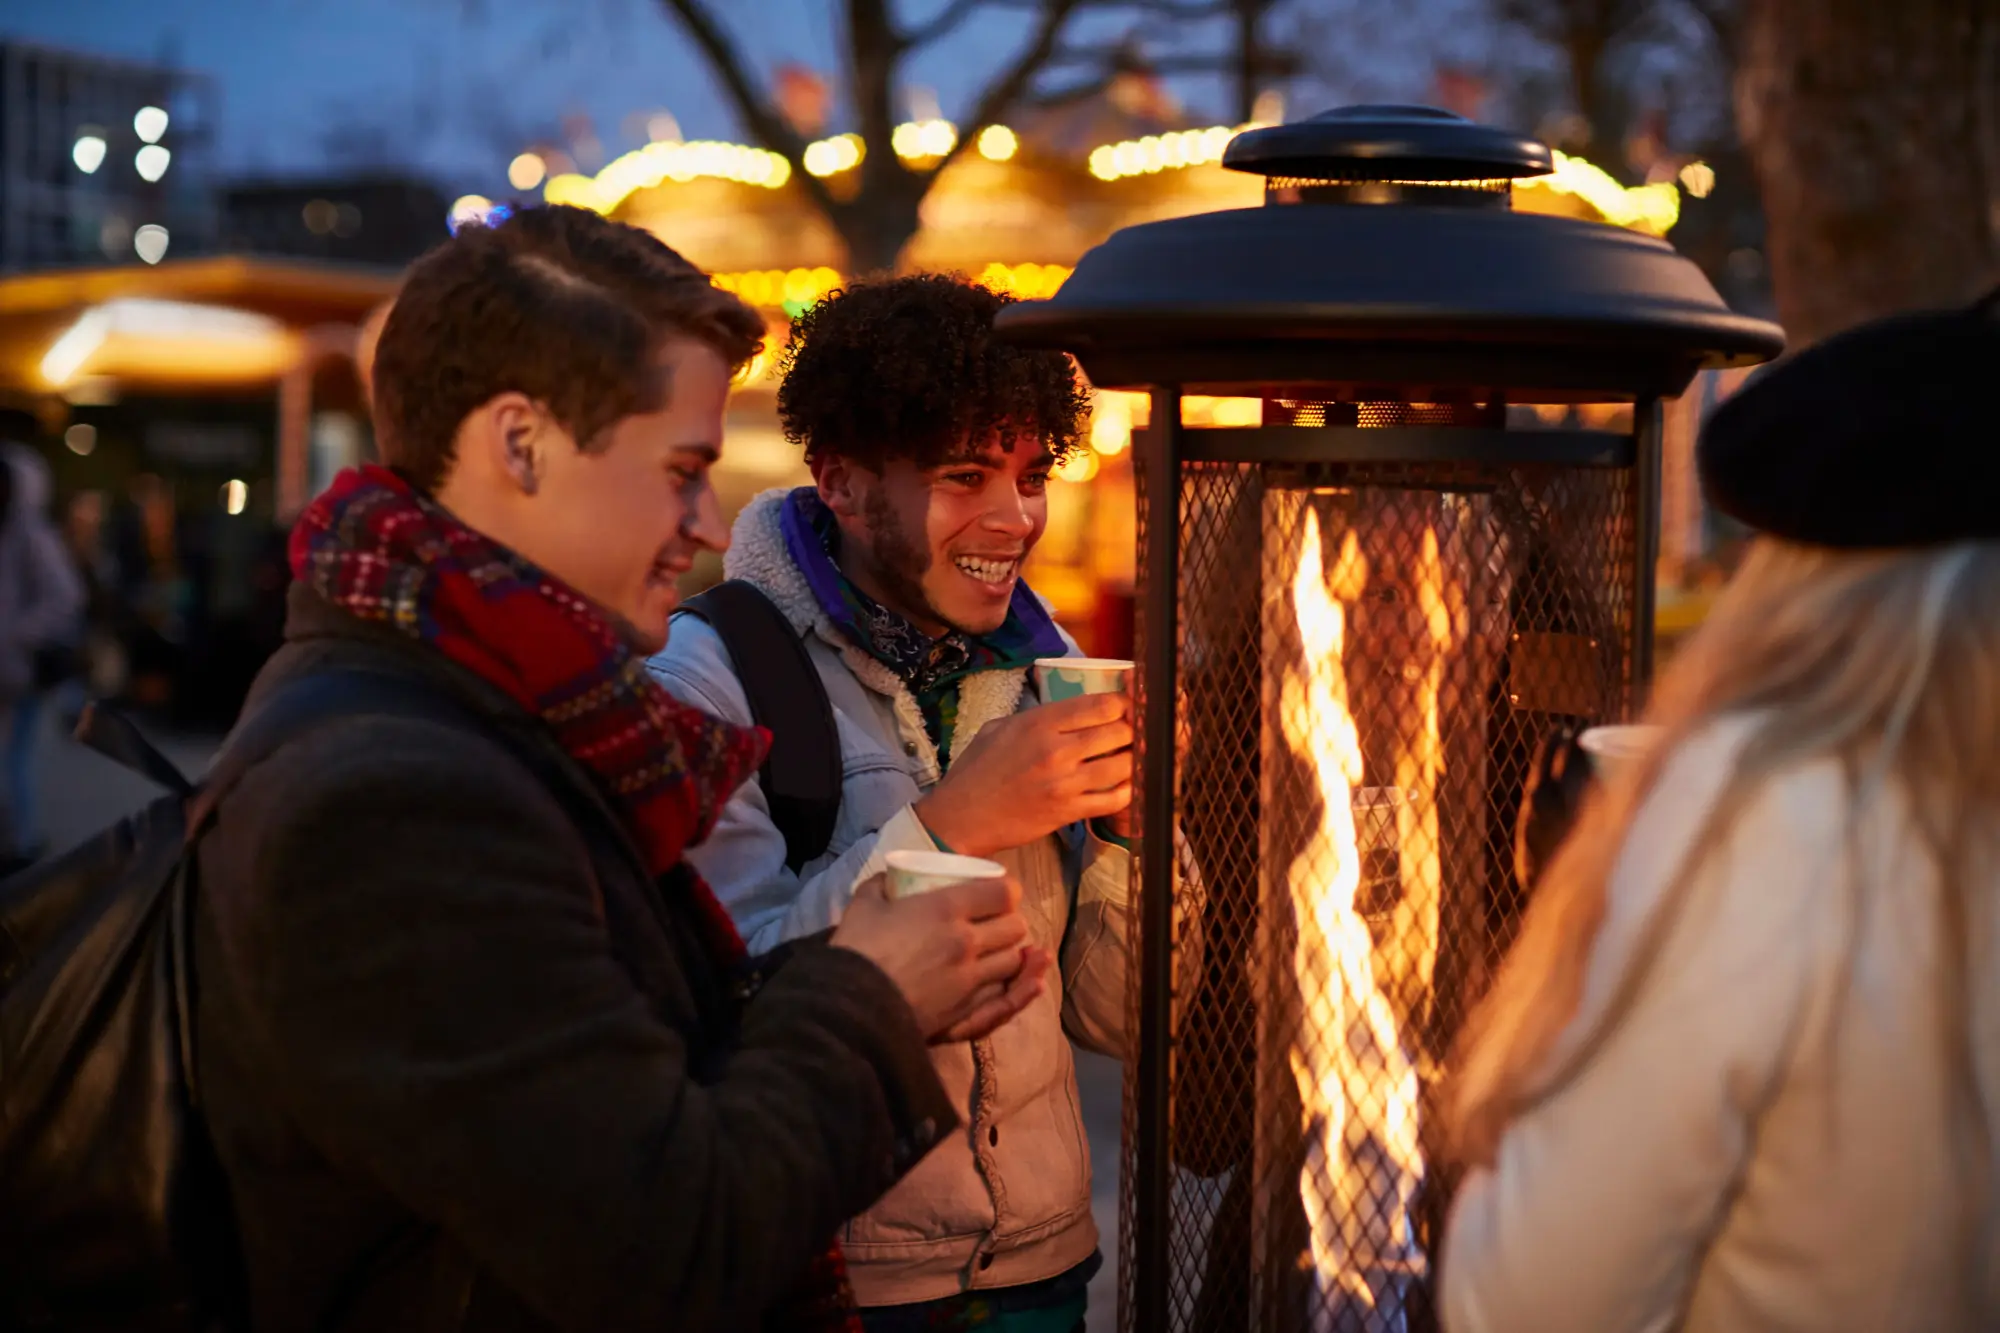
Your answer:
[193,207,1046,1332]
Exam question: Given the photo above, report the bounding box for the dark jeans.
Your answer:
[858,1251,1099,1333]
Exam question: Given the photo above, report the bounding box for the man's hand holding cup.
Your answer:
[832,866,1050,1044]
[912,658,1134,858]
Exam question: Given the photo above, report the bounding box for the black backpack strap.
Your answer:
[74,703,198,797]
[678,581,840,874]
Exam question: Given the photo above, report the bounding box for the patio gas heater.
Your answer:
[996,105,1783,1333]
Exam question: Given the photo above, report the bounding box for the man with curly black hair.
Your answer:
[650,272,1134,1332]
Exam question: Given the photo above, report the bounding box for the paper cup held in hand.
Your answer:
[885,849,1007,900]
[1578,724,1664,784]
[1034,657,1133,703]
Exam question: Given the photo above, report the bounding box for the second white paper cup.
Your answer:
[1034,657,1133,703]
[885,849,1008,900]
[1578,724,1664,784]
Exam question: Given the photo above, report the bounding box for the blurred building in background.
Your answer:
[0,252,395,725]
[0,38,436,724]
[221,174,449,266]
[0,39,218,272]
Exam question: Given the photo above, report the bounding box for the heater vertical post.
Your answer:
[1132,385,1182,1332]
[1631,395,1664,705]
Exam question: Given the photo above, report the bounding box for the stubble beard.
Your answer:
[858,485,958,636]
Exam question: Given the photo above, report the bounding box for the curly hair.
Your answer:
[777,272,1090,469]
[372,205,765,492]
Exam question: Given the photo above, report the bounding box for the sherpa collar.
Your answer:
[722,486,1066,767]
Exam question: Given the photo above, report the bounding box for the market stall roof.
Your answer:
[0,254,401,396]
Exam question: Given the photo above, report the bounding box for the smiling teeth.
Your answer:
[954,556,1017,584]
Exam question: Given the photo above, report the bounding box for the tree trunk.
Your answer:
[1567,29,1608,161]
[1236,0,1263,124]
[833,201,924,275]
[1735,0,2000,345]
[830,167,927,274]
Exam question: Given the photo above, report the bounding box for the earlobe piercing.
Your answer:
[506,432,540,495]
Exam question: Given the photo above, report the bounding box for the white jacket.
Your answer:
[647,487,1132,1307]
[1444,713,2000,1333]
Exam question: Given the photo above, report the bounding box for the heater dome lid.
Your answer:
[1220,104,1553,183]
[996,105,1784,399]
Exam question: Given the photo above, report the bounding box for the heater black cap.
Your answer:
[1698,285,2000,549]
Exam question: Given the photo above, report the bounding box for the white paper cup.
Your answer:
[1578,724,1664,784]
[884,849,1008,900]
[1034,657,1133,703]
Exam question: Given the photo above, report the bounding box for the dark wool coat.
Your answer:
[191,586,955,1332]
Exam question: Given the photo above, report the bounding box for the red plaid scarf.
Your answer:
[291,465,864,1333]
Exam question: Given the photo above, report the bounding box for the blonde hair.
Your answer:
[1449,537,2000,1174]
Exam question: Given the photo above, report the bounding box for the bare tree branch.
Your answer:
[844,0,910,211]
[654,0,1283,270]
[903,0,1242,54]
[1126,0,1239,18]
[1018,72,1124,108]
[900,0,1001,48]
[1045,44,1245,74]
[1494,0,1655,48]
[656,0,838,217]
[923,0,1092,179]
[1490,0,1667,156]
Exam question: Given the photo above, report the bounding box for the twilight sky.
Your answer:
[8,0,1275,194]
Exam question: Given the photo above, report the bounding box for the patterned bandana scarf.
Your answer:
[291,465,863,1333]
[780,487,1066,746]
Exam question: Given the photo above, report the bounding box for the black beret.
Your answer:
[1698,286,2000,549]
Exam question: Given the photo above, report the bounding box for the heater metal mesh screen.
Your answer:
[1124,451,1638,1333]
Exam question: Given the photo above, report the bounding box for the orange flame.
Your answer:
[1280,506,1434,1320]
[1388,527,1457,1017]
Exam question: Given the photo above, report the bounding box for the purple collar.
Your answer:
[777,487,1066,695]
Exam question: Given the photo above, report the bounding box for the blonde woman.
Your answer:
[1441,288,2000,1333]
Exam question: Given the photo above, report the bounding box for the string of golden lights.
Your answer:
[1534,149,1682,235]
[1087,125,1244,180]
[481,118,1702,243]
[704,261,1071,313]
[449,117,1712,323]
